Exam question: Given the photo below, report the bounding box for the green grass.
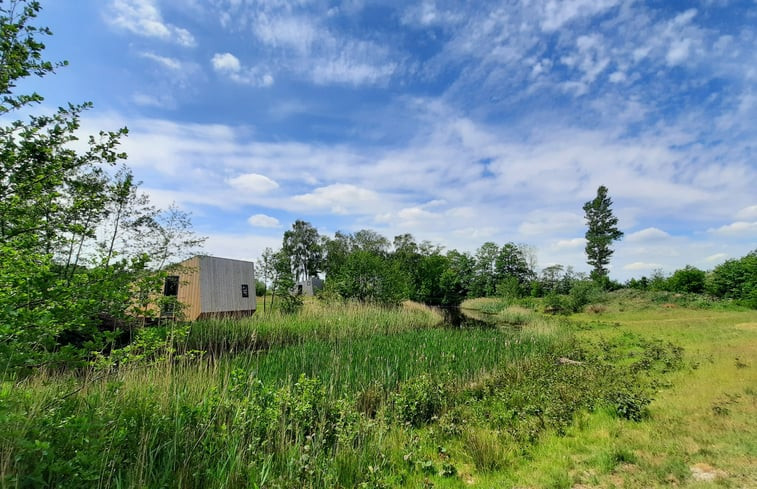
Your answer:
[184,299,443,354]
[4,291,754,488]
[227,326,560,398]
[463,290,757,489]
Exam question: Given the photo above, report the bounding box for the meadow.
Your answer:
[1,294,754,488]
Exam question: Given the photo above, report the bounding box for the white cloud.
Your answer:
[247,214,281,228]
[107,0,196,47]
[132,92,172,108]
[555,238,585,249]
[708,221,757,236]
[140,52,183,71]
[311,53,396,86]
[211,53,274,87]
[292,184,384,215]
[253,14,318,54]
[666,38,692,66]
[211,52,241,73]
[214,3,397,86]
[204,233,282,262]
[705,252,728,263]
[541,0,621,32]
[623,261,663,271]
[518,211,584,236]
[735,205,757,220]
[227,173,280,193]
[626,227,671,242]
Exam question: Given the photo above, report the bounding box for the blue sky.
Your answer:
[24,0,757,279]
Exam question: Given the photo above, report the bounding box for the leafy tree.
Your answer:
[329,249,409,305]
[352,229,390,254]
[270,248,301,313]
[470,241,499,297]
[0,1,203,373]
[583,185,623,282]
[494,242,535,290]
[539,264,564,294]
[707,250,756,308]
[321,231,351,278]
[667,265,706,294]
[256,247,276,312]
[282,220,322,282]
[0,0,65,113]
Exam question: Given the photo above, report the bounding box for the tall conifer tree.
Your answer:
[583,185,623,282]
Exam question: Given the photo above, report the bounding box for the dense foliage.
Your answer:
[0,1,203,374]
[707,250,757,308]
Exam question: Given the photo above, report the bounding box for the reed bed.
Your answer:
[184,300,443,355]
[2,301,580,488]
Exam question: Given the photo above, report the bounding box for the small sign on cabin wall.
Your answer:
[241,284,249,298]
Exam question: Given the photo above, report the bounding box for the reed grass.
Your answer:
[184,300,442,355]
[4,296,704,488]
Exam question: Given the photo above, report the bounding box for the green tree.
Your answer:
[0,1,202,372]
[321,231,352,278]
[471,241,499,297]
[282,220,322,282]
[256,247,276,313]
[330,249,409,305]
[583,185,623,282]
[707,250,756,308]
[667,265,706,294]
[494,242,535,291]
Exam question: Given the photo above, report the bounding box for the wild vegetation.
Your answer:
[3,296,711,489]
[2,2,756,488]
[0,1,204,375]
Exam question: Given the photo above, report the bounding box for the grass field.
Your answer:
[2,293,754,488]
[460,291,757,488]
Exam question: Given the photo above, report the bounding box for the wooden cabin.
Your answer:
[165,255,256,321]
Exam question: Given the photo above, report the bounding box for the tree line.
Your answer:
[257,220,593,307]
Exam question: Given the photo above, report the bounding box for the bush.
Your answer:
[707,250,756,308]
[543,292,569,315]
[391,375,447,427]
[667,265,706,293]
[568,281,604,312]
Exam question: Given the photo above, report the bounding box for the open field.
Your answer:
[2,293,755,488]
[461,292,757,488]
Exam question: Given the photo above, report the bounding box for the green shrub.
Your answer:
[667,265,706,293]
[391,375,447,427]
[568,281,604,312]
[543,292,569,315]
[707,250,756,308]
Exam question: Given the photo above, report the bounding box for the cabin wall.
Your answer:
[176,257,202,321]
[198,256,256,316]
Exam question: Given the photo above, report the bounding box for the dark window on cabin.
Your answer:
[164,276,179,296]
[241,284,249,298]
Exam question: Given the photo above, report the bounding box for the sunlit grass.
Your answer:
[184,299,443,354]
[464,290,757,489]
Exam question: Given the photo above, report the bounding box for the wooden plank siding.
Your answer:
[175,256,202,321]
[177,256,256,321]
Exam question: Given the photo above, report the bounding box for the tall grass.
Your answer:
[4,299,690,489]
[228,326,562,398]
[184,300,442,355]
[1,300,570,488]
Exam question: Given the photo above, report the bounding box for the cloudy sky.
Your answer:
[26,0,757,279]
